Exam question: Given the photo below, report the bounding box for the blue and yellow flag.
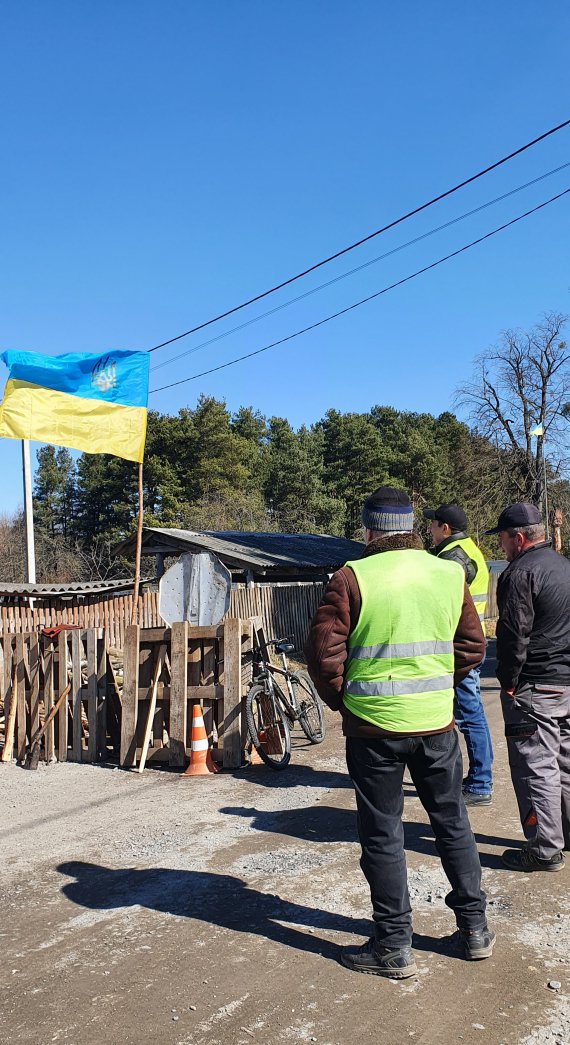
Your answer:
[0,349,150,463]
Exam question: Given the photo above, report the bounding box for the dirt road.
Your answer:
[1,651,569,1045]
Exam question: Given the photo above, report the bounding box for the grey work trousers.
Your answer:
[501,683,570,860]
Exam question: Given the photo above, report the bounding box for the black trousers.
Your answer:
[346,731,487,948]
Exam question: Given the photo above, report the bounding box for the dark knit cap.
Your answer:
[361,487,414,532]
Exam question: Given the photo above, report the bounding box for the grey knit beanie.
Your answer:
[361,487,414,532]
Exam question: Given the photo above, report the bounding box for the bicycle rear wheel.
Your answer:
[245,682,291,769]
[291,670,326,744]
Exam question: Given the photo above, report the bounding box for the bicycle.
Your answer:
[243,626,326,770]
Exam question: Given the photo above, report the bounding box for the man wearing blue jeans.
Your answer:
[424,504,493,805]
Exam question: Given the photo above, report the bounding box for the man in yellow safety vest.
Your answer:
[423,503,493,804]
[305,487,493,978]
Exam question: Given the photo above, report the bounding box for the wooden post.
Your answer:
[96,634,107,760]
[138,643,167,773]
[44,638,55,763]
[29,633,40,740]
[120,624,140,767]
[169,621,188,768]
[222,618,242,770]
[131,462,144,625]
[57,631,68,761]
[85,630,97,763]
[71,630,83,762]
[1,666,17,762]
[15,633,27,763]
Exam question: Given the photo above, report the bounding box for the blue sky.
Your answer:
[1,2,569,512]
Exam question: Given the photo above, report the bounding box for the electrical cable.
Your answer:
[145,118,570,353]
[150,186,570,395]
[151,161,570,373]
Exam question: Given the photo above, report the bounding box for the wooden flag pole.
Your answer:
[131,460,144,625]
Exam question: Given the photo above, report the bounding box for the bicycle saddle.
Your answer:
[275,642,295,654]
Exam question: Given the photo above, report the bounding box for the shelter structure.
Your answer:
[117,527,365,647]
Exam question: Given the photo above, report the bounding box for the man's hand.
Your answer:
[502,687,516,697]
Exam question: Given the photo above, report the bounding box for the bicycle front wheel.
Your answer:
[291,670,326,744]
[245,682,291,770]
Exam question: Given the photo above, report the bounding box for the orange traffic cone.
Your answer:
[183,704,219,776]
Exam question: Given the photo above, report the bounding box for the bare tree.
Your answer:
[455,313,570,508]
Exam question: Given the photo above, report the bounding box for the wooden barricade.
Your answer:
[0,619,252,771]
[119,619,252,771]
[0,629,119,765]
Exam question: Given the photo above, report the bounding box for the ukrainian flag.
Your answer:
[0,349,149,463]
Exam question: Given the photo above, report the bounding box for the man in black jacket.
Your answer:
[487,502,570,871]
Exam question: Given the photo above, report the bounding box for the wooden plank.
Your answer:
[14,634,27,762]
[29,633,40,739]
[57,631,68,761]
[2,637,13,737]
[187,684,223,702]
[1,665,17,761]
[96,636,107,760]
[187,639,202,743]
[120,625,139,767]
[137,627,172,643]
[169,621,188,768]
[44,640,55,763]
[222,618,242,770]
[86,629,98,763]
[71,630,83,762]
[138,643,167,773]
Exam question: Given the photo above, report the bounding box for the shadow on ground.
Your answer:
[56,861,463,963]
[233,763,351,790]
[218,805,520,869]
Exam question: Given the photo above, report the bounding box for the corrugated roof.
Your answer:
[121,527,364,572]
[0,578,151,599]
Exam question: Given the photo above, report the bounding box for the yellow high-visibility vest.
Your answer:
[343,551,464,733]
[436,536,489,635]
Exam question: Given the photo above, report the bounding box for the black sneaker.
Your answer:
[340,938,417,979]
[502,847,565,872]
[458,925,496,960]
[462,790,492,806]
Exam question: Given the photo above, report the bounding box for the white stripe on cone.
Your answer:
[192,738,209,751]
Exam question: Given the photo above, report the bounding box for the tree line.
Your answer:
[1,312,569,583]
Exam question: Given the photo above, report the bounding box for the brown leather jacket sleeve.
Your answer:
[454,582,486,683]
[304,567,356,711]
[304,571,485,705]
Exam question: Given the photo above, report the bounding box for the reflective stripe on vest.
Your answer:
[436,536,489,631]
[343,551,464,733]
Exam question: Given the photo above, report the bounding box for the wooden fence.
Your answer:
[0,573,502,651]
[0,629,118,765]
[0,620,250,770]
[0,582,326,650]
[0,591,161,647]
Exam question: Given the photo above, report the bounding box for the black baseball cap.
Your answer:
[423,503,468,532]
[484,502,542,535]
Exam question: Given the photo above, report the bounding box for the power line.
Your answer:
[150,186,570,395]
[146,118,570,354]
[151,161,570,374]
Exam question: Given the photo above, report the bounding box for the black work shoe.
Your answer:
[462,790,492,806]
[340,937,417,979]
[458,925,496,960]
[502,847,565,872]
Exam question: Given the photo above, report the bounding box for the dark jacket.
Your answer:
[496,541,570,690]
[304,532,485,739]
[430,531,476,585]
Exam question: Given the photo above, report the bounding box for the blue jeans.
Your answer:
[454,663,493,795]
